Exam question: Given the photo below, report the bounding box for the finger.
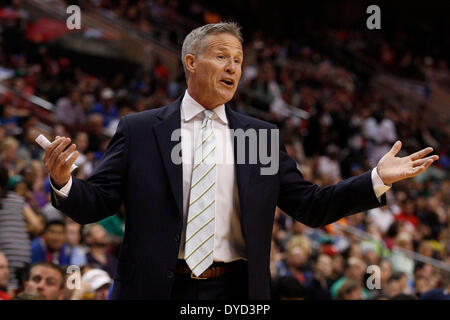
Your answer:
[58,144,77,167]
[412,155,439,167]
[410,158,434,176]
[43,137,64,163]
[389,140,402,156]
[48,138,72,172]
[63,151,79,170]
[410,147,433,161]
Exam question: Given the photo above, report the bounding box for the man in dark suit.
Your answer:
[43,22,438,300]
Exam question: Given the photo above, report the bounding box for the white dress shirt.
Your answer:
[51,90,391,262]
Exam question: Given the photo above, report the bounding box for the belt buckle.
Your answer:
[190,271,208,280]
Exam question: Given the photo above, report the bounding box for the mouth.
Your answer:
[220,79,234,88]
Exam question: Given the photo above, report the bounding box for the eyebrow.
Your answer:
[215,47,243,57]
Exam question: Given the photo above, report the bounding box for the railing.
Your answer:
[333,224,450,272]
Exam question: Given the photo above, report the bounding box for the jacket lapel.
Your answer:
[153,97,184,219]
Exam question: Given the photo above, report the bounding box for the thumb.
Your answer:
[389,140,402,156]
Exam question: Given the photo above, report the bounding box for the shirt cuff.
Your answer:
[49,176,72,199]
[371,167,392,202]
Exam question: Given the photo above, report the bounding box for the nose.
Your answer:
[225,60,237,74]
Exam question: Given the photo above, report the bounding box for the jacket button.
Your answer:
[167,270,174,279]
[174,234,180,242]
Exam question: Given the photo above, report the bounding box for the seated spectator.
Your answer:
[275,235,313,286]
[84,224,117,277]
[337,279,363,300]
[17,126,44,162]
[0,166,39,291]
[55,89,86,126]
[330,257,369,299]
[420,269,450,300]
[0,136,25,176]
[31,220,73,266]
[65,219,87,267]
[367,204,395,234]
[23,262,64,300]
[306,253,333,300]
[81,268,112,300]
[91,88,118,127]
[0,251,11,300]
[389,232,415,280]
[386,271,412,298]
[414,275,433,298]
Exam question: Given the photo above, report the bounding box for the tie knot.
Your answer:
[203,110,214,120]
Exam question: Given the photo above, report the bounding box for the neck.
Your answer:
[186,87,220,110]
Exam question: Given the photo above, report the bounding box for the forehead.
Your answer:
[30,266,61,280]
[202,33,243,55]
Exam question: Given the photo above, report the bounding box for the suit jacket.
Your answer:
[51,96,386,299]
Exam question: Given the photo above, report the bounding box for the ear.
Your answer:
[185,53,196,75]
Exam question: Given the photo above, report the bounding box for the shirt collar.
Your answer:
[181,90,228,125]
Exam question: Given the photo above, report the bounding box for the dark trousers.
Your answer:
[170,260,248,300]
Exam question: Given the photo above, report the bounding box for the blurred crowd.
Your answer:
[0,0,449,300]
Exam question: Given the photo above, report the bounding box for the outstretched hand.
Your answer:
[377,141,439,185]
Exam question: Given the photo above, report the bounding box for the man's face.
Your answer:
[187,33,243,108]
[0,254,9,289]
[316,255,333,277]
[87,224,108,247]
[66,223,81,247]
[43,225,66,251]
[25,265,63,300]
[94,285,110,300]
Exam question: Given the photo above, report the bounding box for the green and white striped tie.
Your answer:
[184,109,216,276]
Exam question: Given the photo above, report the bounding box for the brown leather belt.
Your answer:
[175,259,245,280]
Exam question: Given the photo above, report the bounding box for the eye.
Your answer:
[217,55,225,60]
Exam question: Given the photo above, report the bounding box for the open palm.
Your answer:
[377,141,439,185]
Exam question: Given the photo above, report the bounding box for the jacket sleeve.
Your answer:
[51,117,129,224]
[276,139,386,228]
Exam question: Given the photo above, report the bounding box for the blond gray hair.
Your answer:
[181,22,243,81]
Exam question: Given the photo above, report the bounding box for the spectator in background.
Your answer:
[367,204,396,234]
[84,224,117,278]
[420,269,450,300]
[0,251,11,300]
[20,161,48,210]
[395,199,420,230]
[306,253,333,300]
[389,232,415,280]
[386,272,408,298]
[23,262,64,300]
[337,278,364,300]
[31,220,73,266]
[414,275,433,298]
[81,268,112,300]
[0,166,41,292]
[17,126,44,162]
[65,219,87,267]
[275,235,313,286]
[363,109,397,168]
[91,88,118,127]
[0,136,25,176]
[379,259,393,295]
[73,131,93,178]
[331,257,369,299]
[55,89,86,126]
